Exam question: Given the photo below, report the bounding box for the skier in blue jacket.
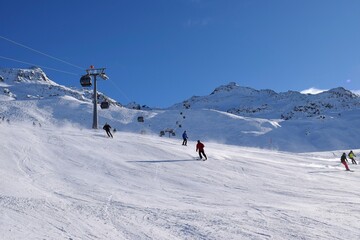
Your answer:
[182,130,188,146]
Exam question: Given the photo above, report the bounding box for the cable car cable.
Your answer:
[0,35,136,107]
[107,78,132,103]
[0,55,79,76]
[0,35,85,70]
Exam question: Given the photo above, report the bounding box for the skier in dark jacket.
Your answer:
[196,140,207,160]
[103,123,113,138]
[341,152,350,171]
[182,131,188,146]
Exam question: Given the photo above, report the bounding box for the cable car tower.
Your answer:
[80,66,109,129]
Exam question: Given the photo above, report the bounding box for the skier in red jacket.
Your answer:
[341,152,350,171]
[196,140,207,160]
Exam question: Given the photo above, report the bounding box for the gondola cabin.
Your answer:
[100,101,110,109]
[137,116,144,122]
[80,74,92,87]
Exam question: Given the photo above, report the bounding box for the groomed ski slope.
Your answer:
[1,122,359,240]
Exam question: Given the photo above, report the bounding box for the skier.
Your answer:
[196,140,207,160]
[348,150,357,164]
[340,152,350,171]
[103,123,113,138]
[182,130,188,146]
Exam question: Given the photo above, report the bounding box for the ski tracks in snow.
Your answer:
[17,145,33,179]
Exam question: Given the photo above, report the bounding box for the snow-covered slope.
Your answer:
[1,122,359,240]
[1,67,360,239]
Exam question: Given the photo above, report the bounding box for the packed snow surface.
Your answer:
[1,67,360,239]
[1,122,359,240]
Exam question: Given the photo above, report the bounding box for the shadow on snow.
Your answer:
[128,159,200,163]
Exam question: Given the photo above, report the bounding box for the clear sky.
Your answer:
[1,0,360,107]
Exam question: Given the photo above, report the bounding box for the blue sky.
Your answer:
[1,0,360,107]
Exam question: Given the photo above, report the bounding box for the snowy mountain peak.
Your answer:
[0,67,87,102]
[325,87,357,99]
[171,83,360,121]
[0,67,53,84]
[210,82,259,96]
[0,67,121,103]
[210,82,239,94]
[0,67,123,125]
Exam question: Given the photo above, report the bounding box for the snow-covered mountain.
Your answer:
[1,67,360,152]
[0,67,120,125]
[171,82,360,120]
[1,67,360,239]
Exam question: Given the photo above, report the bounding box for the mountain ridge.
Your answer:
[172,82,360,121]
[1,67,360,152]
